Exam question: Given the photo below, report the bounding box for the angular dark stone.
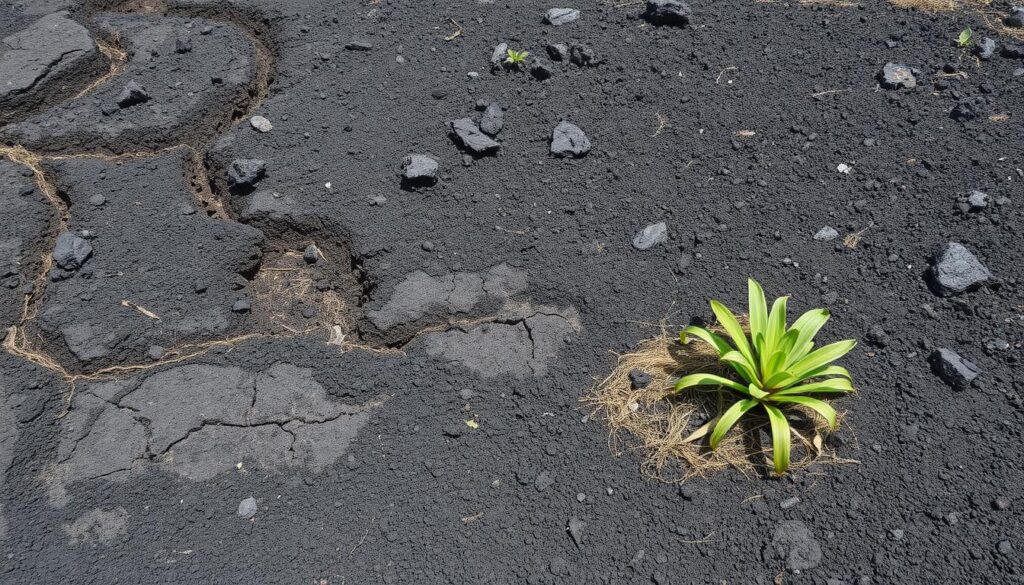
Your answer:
[531,59,554,80]
[929,348,981,391]
[1005,7,1024,28]
[927,242,992,296]
[52,232,93,271]
[644,0,692,26]
[974,37,997,60]
[878,63,917,90]
[550,121,591,158]
[116,81,150,108]
[449,118,500,156]
[569,44,595,67]
[546,43,569,61]
[628,368,652,389]
[479,103,504,136]
[227,159,267,191]
[401,154,439,186]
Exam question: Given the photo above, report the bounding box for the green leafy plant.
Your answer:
[957,27,973,48]
[674,278,856,474]
[505,48,529,67]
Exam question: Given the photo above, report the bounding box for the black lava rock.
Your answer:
[531,59,554,80]
[569,44,596,67]
[974,37,997,60]
[479,102,504,136]
[175,38,192,54]
[449,118,500,156]
[550,121,591,158]
[930,348,981,391]
[227,159,267,191]
[628,368,652,389]
[878,63,917,90]
[1001,43,1024,59]
[1005,7,1024,28]
[547,43,569,61]
[116,80,150,108]
[927,242,993,296]
[52,232,93,270]
[644,0,692,26]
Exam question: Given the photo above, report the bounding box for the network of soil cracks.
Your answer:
[1,0,1022,583]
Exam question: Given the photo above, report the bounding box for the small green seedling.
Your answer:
[675,278,856,474]
[957,28,973,48]
[505,49,529,67]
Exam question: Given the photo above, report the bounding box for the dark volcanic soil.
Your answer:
[1,0,1023,583]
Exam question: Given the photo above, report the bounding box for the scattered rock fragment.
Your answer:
[227,159,267,191]
[644,0,692,26]
[450,118,500,156]
[479,103,504,135]
[250,115,273,133]
[1005,7,1024,28]
[951,98,984,122]
[303,244,319,264]
[116,81,150,108]
[545,8,580,25]
[567,517,586,547]
[814,226,839,242]
[345,41,373,51]
[547,43,569,61]
[490,43,509,67]
[535,470,555,491]
[1000,43,1024,59]
[175,37,192,53]
[632,222,668,250]
[52,232,93,271]
[974,37,997,60]
[629,369,651,389]
[401,154,439,186]
[929,348,981,391]
[237,497,257,519]
[878,63,918,90]
[531,59,554,80]
[550,121,591,158]
[926,242,992,296]
[961,190,989,213]
[569,44,596,67]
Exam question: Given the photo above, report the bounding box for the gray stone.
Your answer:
[545,8,580,25]
[227,159,267,190]
[644,0,692,25]
[237,497,257,519]
[879,63,918,89]
[567,517,586,547]
[535,470,555,491]
[480,102,504,135]
[975,37,997,60]
[814,226,839,241]
[1005,7,1024,28]
[927,242,992,296]
[929,348,981,391]
[490,43,508,66]
[450,118,500,156]
[967,190,989,211]
[550,121,591,158]
[52,232,92,270]
[629,369,651,389]
[402,154,439,184]
[249,115,273,132]
[765,520,822,572]
[632,222,668,250]
[303,244,319,264]
[116,80,150,108]
[531,59,554,80]
[547,43,569,61]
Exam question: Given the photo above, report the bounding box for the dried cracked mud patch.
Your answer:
[0,0,1022,584]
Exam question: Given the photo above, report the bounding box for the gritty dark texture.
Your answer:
[0,0,1023,584]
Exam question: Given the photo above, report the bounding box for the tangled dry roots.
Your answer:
[887,0,989,11]
[584,329,846,482]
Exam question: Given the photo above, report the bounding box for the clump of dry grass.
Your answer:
[888,0,989,11]
[585,328,847,482]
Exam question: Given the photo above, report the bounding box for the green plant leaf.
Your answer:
[762,370,796,390]
[679,326,732,356]
[771,378,853,396]
[763,404,791,474]
[710,300,755,367]
[747,278,768,347]
[709,398,758,449]
[720,350,760,385]
[784,309,830,367]
[957,28,972,48]
[770,395,838,429]
[675,373,751,395]
[803,364,852,381]
[787,339,857,382]
[764,295,788,357]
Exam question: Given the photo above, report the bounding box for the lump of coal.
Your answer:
[52,232,93,271]
[878,63,917,90]
[116,80,150,108]
[927,242,992,297]
[449,118,500,156]
[479,102,504,136]
[929,348,981,391]
[644,0,692,26]
[545,8,580,26]
[401,154,439,185]
[227,159,267,190]
[550,121,591,158]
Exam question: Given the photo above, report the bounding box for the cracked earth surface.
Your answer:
[1,0,1023,583]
